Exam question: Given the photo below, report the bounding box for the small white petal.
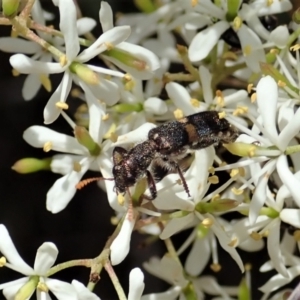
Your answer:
[1,278,33,299]
[44,72,72,124]
[166,82,198,115]
[77,18,96,36]
[160,213,195,239]
[10,54,64,74]
[110,212,136,265]
[250,0,292,16]
[34,242,58,275]
[23,126,86,155]
[51,154,85,175]
[269,25,289,49]
[78,26,131,62]
[277,155,300,207]
[256,76,279,146]
[267,219,288,277]
[185,238,210,276]
[141,286,181,300]
[128,268,145,300]
[259,266,300,293]
[154,194,194,211]
[113,122,156,146]
[72,280,100,300]
[0,225,33,274]
[46,159,90,213]
[99,1,114,32]
[199,66,213,104]
[54,0,79,60]
[46,278,77,299]
[237,24,266,73]
[280,209,300,228]
[144,97,168,115]
[22,73,41,101]
[188,21,229,62]
[0,38,40,54]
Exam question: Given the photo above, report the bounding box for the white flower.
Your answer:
[23,95,117,213]
[10,0,130,123]
[0,224,77,299]
[128,268,145,300]
[71,280,100,299]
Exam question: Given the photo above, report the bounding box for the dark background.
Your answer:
[0,0,293,299]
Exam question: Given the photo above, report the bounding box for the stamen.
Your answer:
[43,141,52,152]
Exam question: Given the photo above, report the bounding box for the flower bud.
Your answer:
[195,199,239,213]
[12,158,51,174]
[112,103,143,113]
[134,0,156,13]
[69,62,99,85]
[132,178,147,204]
[74,126,101,156]
[226,0,240,21]
[293,8,300,24]
[238,278,251,300]
[15,276,39,300]
[103,49,148,71]
[2,0,19,17]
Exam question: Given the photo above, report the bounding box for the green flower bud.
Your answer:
[12,158,51,174]
[134,0,156,13]
[2,0,19,17]
[195,199,239,214]
[238,277,251,300]
[69,62,99,85]
[226,0,240,21]
[15,276,39,300]
[74,126,101,156]
[112,103,143,113]
[293,8,300,24]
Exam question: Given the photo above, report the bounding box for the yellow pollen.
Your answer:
[73,161,81,172]
[43,141,52,152]
[208,166,215,174]
[110,216,119,225]
[245,263,252,271]
[59,55,67,67]
[233,106,248,116]
[238,167,245,177]
[250,231,262,240]
[123,73,132,82]
[247,83,254,94]
[218,111,226,119]
[232,16,243,31]
[216,90,224,107]
[0,256,6,267]
[290,44,300,51]
[210,263,221,272]
[191,0,198,7]
[230,169,239,177]
[228,237,238,247]
[262,230,269,237]
[251,93,257,103]
[190,98,200,107]
[219,161,227,167]
[12,69,20,76]
[110,132,118,143]
[102,114,109,121]
[202,217,213,228]
[231,187,244,195]
[71,88,82,98]
[243,45,252,56]
[248,146,255,157]
[176,179,182,186]
[125,80,135,91]
[267,0,273,6]
[118,193,125,206]
[105,42,114,50]
[37,282,49,292]
[270,48,279,55]
[212,194,220,202]
[293,230,300,241]
[39,74,51,92]
[55,102,69,110]
[278,80,286,88]
[208,175,219,184]
[174,109,184,119]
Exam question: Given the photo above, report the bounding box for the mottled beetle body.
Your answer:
[112,111,238,199]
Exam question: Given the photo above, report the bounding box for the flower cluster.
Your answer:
[1,0,300,299]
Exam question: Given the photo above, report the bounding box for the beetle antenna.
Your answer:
[76,177,114,189]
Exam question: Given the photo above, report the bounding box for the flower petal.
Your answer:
[23,126,86,155]
[128,268,145,300]
[110,212,136,265]
[143,97,168,115]
[280,209,300,228]
[141,286,181,300]
[46,158,90,213]
[0,225,33,274]
[10,54,63,74]
[0,38,40,54]
[45,278,77,299]
[188,21,229,62]
[71,280,100,300]
[99,1,114,32]
[77,18,96,36]
[34,242,58,275]
[22,73,41,101]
